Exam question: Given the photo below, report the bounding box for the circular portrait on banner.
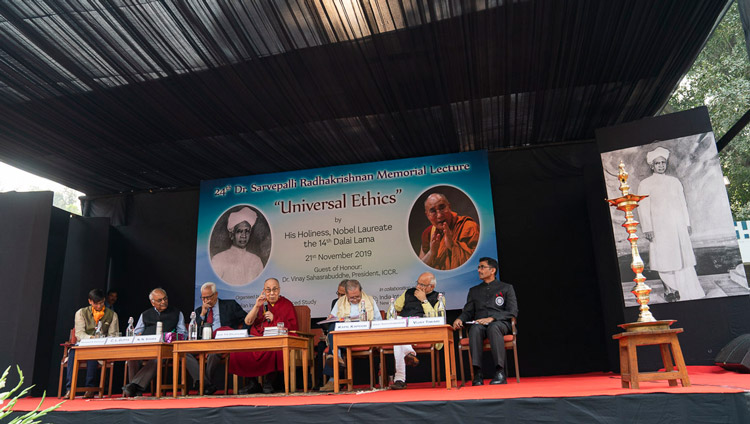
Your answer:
[209,205,271,286]
[408,186,480,271]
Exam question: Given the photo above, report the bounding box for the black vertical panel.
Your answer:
[51,215,111,395]
[0,191,53,389]
[106,190,200,325]
[488,143,611,375]
[32,207,70,396]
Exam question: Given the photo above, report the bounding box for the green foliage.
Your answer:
[665,2,750,219]
[0,366,64,424]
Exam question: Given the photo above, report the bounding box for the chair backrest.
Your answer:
[294,305,311,333]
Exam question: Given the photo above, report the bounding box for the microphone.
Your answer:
[264,302,271,322]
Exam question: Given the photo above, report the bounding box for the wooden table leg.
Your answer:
[199,354,205,396]
[181,355,187,395]
[290,349,297,393]
[333,340,340,394]
[444,335,453,389]
[155,352,163,398]
[98,361,106,397]
[659,343,677,387]
[283,347,290,394]
[70,357,79,400]
[172,352,179,398]
[302,346,309,393]
[346,348,353,392]
[619,339,630,389]
[627,338,640,389]
[670,338,691,387]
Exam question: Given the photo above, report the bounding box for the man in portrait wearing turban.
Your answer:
[211,206,265,285]
[638,147,705,302]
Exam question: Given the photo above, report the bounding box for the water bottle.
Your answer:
[387,297,397,320]
[359,305,368,322]
[188,311,198,340]
[126,317,135,337]
[436,293,446,321]
[156,321,163,339]
[94,321,103,338]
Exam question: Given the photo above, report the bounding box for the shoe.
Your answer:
[389,380,407,390]
[262,374,276,394]
[238,380,261,395]
[674,290,681,301]
[490,371,507,385]
[404,352,419,367]
[203,383,217,395]
[319,379,336,392]
[325,354,345,368]
[83,390,95,399]
[472,373,484,386]
[63,389,71,398]
[122,383,143,398]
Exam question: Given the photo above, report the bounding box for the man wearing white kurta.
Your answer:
[638,147,704,301]
[211,207,264,285]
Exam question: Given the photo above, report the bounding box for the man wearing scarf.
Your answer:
[319,279,381,392]
[64,288,119,398]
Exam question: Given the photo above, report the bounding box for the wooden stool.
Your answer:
[612,327,690,389]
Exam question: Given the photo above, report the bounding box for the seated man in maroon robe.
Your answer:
[229,277,298,394]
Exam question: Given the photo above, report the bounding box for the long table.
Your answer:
[331,325,456,393]
[171,335,309,396]
[70,342,172,399]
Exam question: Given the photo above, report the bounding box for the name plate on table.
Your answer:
[105,336,135,345]
[78,338,107,346]
[215,329,249,339]
[370,319,408,329]
[133,335,161,344]
[408,317,445,327]
[334,321,371,331]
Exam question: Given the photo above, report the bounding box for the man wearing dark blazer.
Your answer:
[185,281,247,394]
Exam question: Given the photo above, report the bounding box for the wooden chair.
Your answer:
[123,358,177,396]
[457,317,520,385]
[378,310,441,388]
[324,326,378,389]
[57,329,114,398]
[379,343,441,388]
[292,305,316,390]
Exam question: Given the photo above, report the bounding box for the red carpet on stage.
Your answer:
[11,366,749,412]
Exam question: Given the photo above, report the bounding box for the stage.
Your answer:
[9,366,750,423]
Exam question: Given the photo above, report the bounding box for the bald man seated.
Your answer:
[123,288,186,397]
[389,272,443,390]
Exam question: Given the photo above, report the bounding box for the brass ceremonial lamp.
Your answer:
[606,162,674,331]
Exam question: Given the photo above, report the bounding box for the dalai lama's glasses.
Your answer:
[264,287,280,293]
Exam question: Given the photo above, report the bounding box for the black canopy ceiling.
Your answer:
[0,0,730,195]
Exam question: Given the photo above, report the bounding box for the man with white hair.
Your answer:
[123,288,186,397]
[638,146,704,302]
[185,281,247,394]
[211,206,264,285]
[388,271,443,390]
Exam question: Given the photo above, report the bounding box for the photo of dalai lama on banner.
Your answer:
[409,186,480,271]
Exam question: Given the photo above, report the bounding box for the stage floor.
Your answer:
[13,366,750,411]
